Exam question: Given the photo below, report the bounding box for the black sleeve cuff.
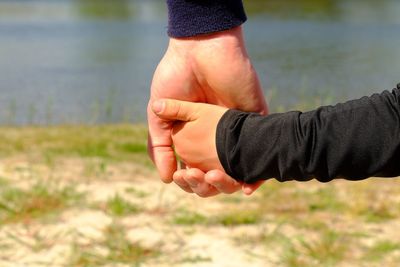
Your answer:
[166,0,247,38]
[216,109,245,180]
[216,109,295,183]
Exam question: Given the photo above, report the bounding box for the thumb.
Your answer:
[152,99,199,122]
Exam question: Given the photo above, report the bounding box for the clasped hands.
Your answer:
[147,26,267,197]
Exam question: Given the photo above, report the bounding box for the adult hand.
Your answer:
[147,26,267,196]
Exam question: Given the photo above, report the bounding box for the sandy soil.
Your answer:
[0,157,399,267]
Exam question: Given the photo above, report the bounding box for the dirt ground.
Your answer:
[0,155,399,267]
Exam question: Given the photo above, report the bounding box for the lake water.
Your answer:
[0,0,399,125]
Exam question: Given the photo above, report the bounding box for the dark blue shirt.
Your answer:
[166,0,247,37]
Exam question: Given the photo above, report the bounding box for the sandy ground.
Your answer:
[0,157,399,267]
[0,158,269,267]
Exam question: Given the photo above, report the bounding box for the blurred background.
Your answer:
[0,0,399,125]
[0,1,400,267]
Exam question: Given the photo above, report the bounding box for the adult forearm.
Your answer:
[166,0,247,37]
[217,84,400,183]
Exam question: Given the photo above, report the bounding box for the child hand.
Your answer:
[152,99,228,172]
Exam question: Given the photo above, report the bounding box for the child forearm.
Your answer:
[217,84,400,183]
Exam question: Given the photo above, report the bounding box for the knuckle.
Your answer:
[195,184,215,198]
[167,100,182,120]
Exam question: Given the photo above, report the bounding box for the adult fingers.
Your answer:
[173,169,194,193]
[147,103,177,183]
[204,170,241,194]
[183,168,219,198]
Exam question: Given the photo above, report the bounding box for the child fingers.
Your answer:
[184,168,219,198]
[152,99,198,122]
[242,180,265,195]
[173,170,194,193]
[205,170,241,194]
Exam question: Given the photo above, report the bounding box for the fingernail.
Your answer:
[152,100,165,114]
[243,187,253,195]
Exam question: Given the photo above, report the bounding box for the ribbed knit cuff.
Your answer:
[167,0,247,38]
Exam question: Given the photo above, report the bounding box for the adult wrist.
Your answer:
[166,0,247,38]
[167,26,247,61]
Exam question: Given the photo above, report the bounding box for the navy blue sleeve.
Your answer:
[166,0,247,38]
[217,84,400,184]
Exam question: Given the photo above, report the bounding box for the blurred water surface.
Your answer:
[0,0,399,124]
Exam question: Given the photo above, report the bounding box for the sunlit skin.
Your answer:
[152,99,265,196]
[147,26,268,197]
[153,100,227,171]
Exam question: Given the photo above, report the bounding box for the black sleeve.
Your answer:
[216,84,400,184]
[166,0,247,38]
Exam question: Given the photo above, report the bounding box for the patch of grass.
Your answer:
[248,224,309,266]
[297,218,329,231]
[104,222,158,263]
[42,151,56,169]
[213,210,262,226]
[82,160,109,180]
[125,187,149,198]
[173,208,262,227]
[257,182,310,215]
[69,246,106,267]
[219,195,243,204]
[0,182,83,224]
[172,210,208,225]
[0,124,151,166]
[180,255,212,263]
[5,227,62,253]
[363,240,400,262]
[118,142,147,154]
[241,225,313,267]
[69,222,158,266]
[346,182,399,223]
[282,243,311,267]
[299,230,350,266]
[363,202,396,223]
[0,176,10,187]
[307,187,346,212]
[261,225,291,245]
[76,142,110,158]
[104,194,140,217]
[232,224,285,249]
